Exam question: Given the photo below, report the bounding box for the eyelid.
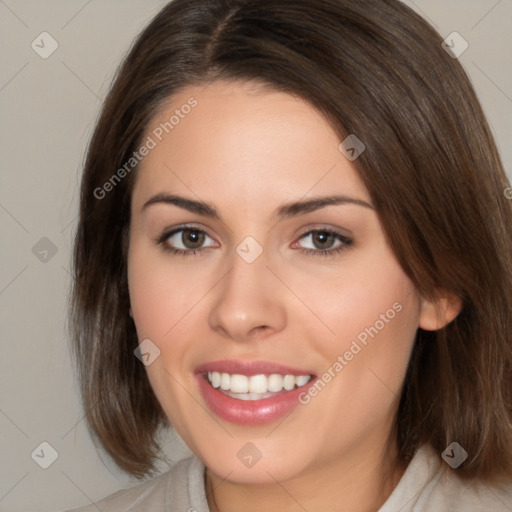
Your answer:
[293,223,353,241]
[156,223,215,243]
[155,224,220,256]
[170,229,216,249]
[291,226,354,255]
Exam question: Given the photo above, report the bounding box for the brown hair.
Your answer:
[70,0,512,481]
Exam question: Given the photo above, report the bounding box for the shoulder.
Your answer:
[423,470,512,511]
[63,455,207,512]
[380,444,512,512]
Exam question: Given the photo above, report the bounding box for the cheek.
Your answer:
[127,243,208,339]
[291,271,419,451]
[280,240,420,357]
[127,243,202,421]
[315,277,419,425]
[284,245,421,428]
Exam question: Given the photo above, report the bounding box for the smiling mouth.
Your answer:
[204,371,313,401]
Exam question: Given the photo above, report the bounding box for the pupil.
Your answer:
[314,231,334,249]
[183,229,204,249]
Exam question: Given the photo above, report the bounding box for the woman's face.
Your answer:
[127,80,423,484]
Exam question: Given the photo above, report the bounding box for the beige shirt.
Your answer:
[65,444,512,511]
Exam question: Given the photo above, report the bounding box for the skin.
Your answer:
[127,80,461,512]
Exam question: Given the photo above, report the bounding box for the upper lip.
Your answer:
[195,359,316,377]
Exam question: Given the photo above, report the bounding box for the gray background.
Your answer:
[1,1,511,511]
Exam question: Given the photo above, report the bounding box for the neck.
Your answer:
[205,439,406,512]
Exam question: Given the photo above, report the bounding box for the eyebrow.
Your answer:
[141,193,374,220]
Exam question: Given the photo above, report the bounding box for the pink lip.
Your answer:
[195,360,317,426]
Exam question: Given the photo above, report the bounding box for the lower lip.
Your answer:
[196,373,316,425]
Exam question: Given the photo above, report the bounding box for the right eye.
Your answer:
[158,226,218,256]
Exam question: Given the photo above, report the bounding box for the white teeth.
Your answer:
[230,374,249,393]
[220,373,230,391]
[267,374,283,392]
[248,374,267,393]
[211,372,221,388]
[295,375,310,387]
[283,375,296,391]
[206,372,311,397]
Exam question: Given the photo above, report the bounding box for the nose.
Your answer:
[208,247,287,342]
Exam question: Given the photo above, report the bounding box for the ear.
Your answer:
[419,293,462,331]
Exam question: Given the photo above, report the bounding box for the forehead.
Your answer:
[132,80,369,209]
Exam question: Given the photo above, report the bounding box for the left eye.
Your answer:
[297,230,350,251]
[165,228,216,250]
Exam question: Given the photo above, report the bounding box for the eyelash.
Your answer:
[155,225,353,258]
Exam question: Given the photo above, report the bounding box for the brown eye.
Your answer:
[311,231,336,250]
[296,229,352,256]
[181,229,205,249]
[160,227,216,254]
